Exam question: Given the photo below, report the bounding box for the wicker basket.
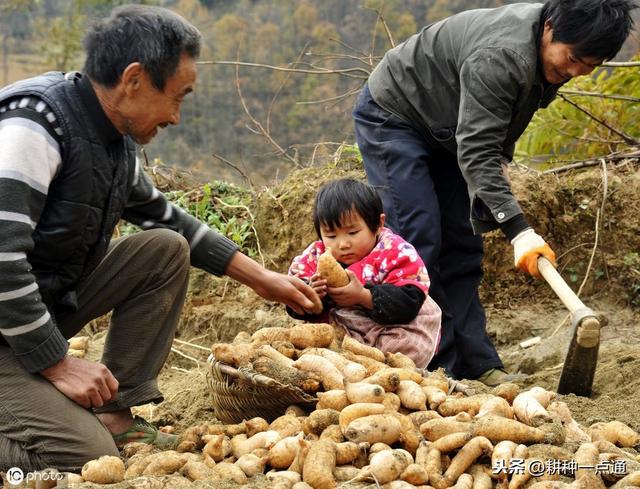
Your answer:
[206,354,317,423]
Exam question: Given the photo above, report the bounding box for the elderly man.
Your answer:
[0,5,319,471]
[353,0,636,385]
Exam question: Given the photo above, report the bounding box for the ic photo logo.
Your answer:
[4,467,64,486]
[6,467,24,485]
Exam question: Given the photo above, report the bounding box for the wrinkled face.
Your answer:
[122,54,197,144]
[539,22,602,85]
[319,210,383,266]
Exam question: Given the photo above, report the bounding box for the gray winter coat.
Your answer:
[368,3,560,233]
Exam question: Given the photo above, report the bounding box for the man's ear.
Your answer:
[120,62,144,96]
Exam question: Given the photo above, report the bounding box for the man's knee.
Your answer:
[147,228,189,255]
[53,430,119,472]
[0,424,118,473]
[144,229,190,269]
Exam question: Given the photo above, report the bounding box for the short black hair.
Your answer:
[313,178,384,238]
[541,0,637,60]
[83,5,202,90]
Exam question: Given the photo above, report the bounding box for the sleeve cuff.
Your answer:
[500,214,530,241]
[14,325,69,373]
[190,229,240,276]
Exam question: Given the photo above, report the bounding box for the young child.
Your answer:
[288,178,441,369]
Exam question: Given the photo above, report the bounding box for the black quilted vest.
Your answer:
[0,72,136,315]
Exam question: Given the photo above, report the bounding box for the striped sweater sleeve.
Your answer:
[0,97,68,373]
[122,158,239,276]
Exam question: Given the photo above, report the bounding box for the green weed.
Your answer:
[119,180,259,258]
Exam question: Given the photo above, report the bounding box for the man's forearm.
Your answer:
[224,251,268,289]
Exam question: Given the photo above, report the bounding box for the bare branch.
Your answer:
[379,15,395,48]
[552,126,624,145]
[558,93,640,146]
[296,86,363,105]
[233,56,297,165]
[602,61,640,67]
[197,60,370,79]
[574,160,608,298]
[366,6,384,64]
[290,59,371,76]
[282,141,346,151]
[329,37,372,60]
[304,51,380,69]
[267,42,309,134]
[541,148,640,174]
[559,89,640,103]
[243,124,262,135]
[212,153,254,190]
[363,4,396,55]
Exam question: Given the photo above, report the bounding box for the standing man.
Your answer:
[353,0,636,385]
[0,5,319,471]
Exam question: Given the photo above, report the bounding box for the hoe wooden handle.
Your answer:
[538,256,601,348]
[541,258,601,396]
[537,257,586,314]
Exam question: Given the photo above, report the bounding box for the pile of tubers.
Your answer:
[71,323,639,488]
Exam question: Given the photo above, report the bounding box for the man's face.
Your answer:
[122,54,197,144]
[539,22,602,85]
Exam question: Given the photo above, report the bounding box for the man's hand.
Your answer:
[511,228,557,278]
[40,356,119,409]
[225,252,322,314]
[269,272,324,314]
[327,270,373,309]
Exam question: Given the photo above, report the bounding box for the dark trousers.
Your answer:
[0,229,190,472]
[353,85,503,379]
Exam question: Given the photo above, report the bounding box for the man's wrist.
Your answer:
[501,214,530,242]
[40,355,68,379]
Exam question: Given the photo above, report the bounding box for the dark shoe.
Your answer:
[112,416,178,450]
[476,368,525,387]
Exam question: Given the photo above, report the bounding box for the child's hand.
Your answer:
[309,272,328,300]
[327,270,373,309]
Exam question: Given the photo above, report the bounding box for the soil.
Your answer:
[10,156,639,488]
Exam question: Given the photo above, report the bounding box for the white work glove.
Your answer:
[511,228,557,278]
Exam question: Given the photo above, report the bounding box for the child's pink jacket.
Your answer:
[289,227,441,368]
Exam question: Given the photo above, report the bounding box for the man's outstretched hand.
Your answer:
[40,356,119,409]
[259,271,324,314]
[225,252,323,314]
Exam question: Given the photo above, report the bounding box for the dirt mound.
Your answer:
[483,165,640,308]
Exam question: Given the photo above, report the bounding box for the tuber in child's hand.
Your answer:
[317,248,350,287]
[327,270,373,309]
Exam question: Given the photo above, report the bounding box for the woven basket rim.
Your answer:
[207,354,317,403]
